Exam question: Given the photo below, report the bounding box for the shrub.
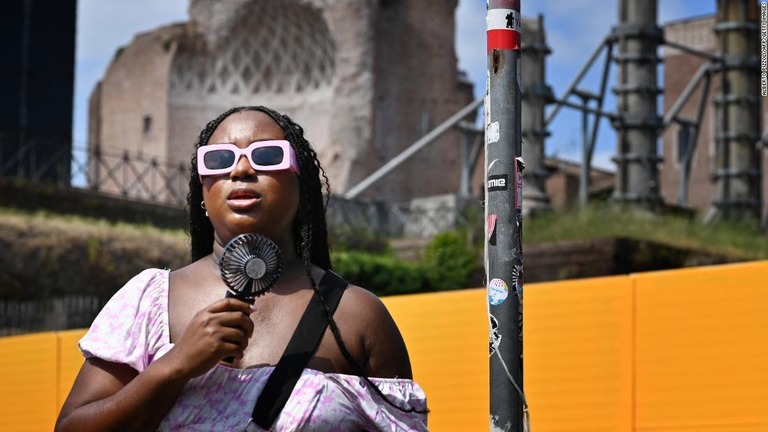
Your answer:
[332,251,427,296]
[423,231,480,291]
[332,230,482,295]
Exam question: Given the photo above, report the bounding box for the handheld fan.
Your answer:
[219,233,284,303]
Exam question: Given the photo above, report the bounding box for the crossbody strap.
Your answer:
[251,270,348,429]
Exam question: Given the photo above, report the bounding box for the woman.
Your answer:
[56,106,428,431]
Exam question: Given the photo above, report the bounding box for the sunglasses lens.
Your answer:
[203,150,236,170]
[251,146,284,166]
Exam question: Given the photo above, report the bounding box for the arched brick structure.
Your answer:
[88,0,474,202]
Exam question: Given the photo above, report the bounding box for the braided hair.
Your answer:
[187,106,331,270]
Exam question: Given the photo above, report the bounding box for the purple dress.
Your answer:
[79,269,428,431]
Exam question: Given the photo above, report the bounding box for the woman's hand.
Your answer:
[166,297,255,379]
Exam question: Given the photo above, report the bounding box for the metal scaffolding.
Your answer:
[612,0,663,205]
[520,14,553,214]
[708,0,762,222]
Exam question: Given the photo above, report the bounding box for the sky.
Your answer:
[74,0,717,172]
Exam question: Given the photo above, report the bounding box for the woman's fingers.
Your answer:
[207,297,256,315]
[215,310,255,336]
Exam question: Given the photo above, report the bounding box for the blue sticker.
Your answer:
[488,278,509,306]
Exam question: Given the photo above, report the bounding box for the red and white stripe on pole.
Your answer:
[486,0,521,54]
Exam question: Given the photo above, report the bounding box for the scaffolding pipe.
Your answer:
[588,42,615,162]
[521,14,552,214]
[573,89,600,207]
[550,99,618,120]
[578,41,615,207]
[661,62,712,130]
[709,0,762,222]
[663,38,722,62]
[612,0,662,205]
[343,98,482,199]
[678,72,712,207]
[544,36,611,127]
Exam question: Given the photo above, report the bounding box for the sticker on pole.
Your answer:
[511,264,523,302]
[488,278,509,306]
[489,314,502,357]
[487,121,500,144]
[487,174,508,192]
[487,214,498,246]
[486,8,521,54]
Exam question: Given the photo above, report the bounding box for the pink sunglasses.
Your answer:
[197,140,299,176]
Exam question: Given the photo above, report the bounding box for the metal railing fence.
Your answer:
[1,137,477,238]
[1,134,189,206]
[0,295,108,336]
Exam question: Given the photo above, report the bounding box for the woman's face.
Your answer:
[201,110,300,250]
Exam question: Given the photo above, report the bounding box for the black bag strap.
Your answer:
[251,270,348,429]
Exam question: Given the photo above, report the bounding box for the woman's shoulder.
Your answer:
[312,267,383,312]
[79,268,171,371]
[336,283,394,328]
[333,280,414,379]
[339,282,383,307]
[110,268,170,304]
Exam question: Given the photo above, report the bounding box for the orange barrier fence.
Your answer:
[1,260,766,431]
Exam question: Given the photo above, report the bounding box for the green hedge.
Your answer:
[332,251,427,296]
[332,231,481,296]
[423,231,479,291]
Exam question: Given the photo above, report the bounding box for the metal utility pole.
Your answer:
[708,0,762,222]
[520,14,552,215]
[612,0,662,205]
[485,1,527,431]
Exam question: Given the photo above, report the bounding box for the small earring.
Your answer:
[201,200,208,217]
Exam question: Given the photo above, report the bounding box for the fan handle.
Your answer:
[225,288,256,305]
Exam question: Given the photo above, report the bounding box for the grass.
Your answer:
[0,207,187,240]
[2,202,766,264]
[523,203,768,261]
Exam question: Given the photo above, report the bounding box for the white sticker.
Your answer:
[486,8,521,32]
[489,314,501,357]
[487,121,500,143]
[488,278,509,306]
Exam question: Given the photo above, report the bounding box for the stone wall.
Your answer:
[524,237,737,283]
[90,25,185,202]
[372,0,475,200]
[88,0,474,203]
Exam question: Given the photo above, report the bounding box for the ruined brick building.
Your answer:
[661,14,767,220]
[87,0,474,203]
